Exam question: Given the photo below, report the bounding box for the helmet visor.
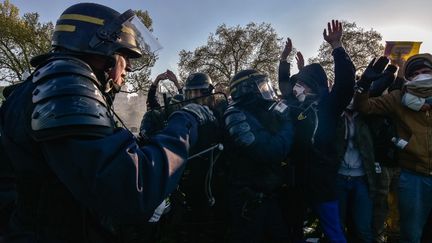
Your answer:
[256,78,277,101]
[128,16,162,54]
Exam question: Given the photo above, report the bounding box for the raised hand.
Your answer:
[166,69,178,82]
[356,56,390,92]
[296,51,304,71]
[323,20,343,49]
[166,69,181,90]
[280,38,293,61]
[361,56,390,83]
[154,72,168,85]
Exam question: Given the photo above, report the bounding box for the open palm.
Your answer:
[323,20,343,48]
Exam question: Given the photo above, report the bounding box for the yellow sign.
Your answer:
[384,41,422,61]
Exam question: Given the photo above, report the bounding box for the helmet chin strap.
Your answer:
[104,77,122,94]
[91,54,120,95]
[103,71,122,107]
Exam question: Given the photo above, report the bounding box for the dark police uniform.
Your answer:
[0,3,214,242]
[224,69,294,243]
[0,54,202,242]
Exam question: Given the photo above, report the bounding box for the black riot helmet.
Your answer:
[230,69,277,102]
[184,72,214,99]
[51,3,161,60]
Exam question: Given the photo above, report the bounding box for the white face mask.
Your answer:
[411,73,432,82]
[401,92,425,111]
[293,83,306,102]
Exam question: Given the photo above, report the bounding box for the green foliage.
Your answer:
[0,0,53,84]
[309,21,385,84]
[134,10,153,30]
[127,52,157,93]
[178,22,290,93]
[125,10,157,93]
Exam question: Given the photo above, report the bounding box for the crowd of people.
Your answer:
[0,2,431,243]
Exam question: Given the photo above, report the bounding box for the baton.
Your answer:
[187,143,224,160]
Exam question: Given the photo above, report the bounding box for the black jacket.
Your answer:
[224,100,294,193]
[279,47,356,203]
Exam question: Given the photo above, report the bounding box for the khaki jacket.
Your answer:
[355,90,432,176]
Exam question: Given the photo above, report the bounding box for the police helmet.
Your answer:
[184,72,214,92]
[230,69,277,101]
[51,3,161,59]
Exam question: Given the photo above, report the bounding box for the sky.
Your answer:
[10,0,432,80]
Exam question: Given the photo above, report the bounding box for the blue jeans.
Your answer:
[314,201,347,243]
[399,169,432,243]
[335,175,373,243]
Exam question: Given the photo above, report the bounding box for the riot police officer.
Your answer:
[0,3,215,242]
[223,69,294,242]
[184,72,228,124]
[162,72,229,243]
[184,72,214,99]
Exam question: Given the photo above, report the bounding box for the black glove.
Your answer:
[369,64,398,97]
[356,56,390,93]
[181,103,220,155]
[181,103,216,126]
[384,64,398,75]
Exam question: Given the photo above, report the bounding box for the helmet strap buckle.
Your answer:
[89,9,135,49]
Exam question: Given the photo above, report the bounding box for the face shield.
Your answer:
[127,16,162,54]
[185,89,205,100]
[89,9,163,59]
[255,78,277,101]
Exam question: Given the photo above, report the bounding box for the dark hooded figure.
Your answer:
[279,20,355,243]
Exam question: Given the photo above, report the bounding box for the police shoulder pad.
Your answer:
[32,57,99,86]
[31,59,114,141]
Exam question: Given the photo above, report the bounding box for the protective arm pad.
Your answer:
[224,106,294,163]
[224,107,255,147]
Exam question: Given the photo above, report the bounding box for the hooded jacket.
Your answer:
[279,47,356,202]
